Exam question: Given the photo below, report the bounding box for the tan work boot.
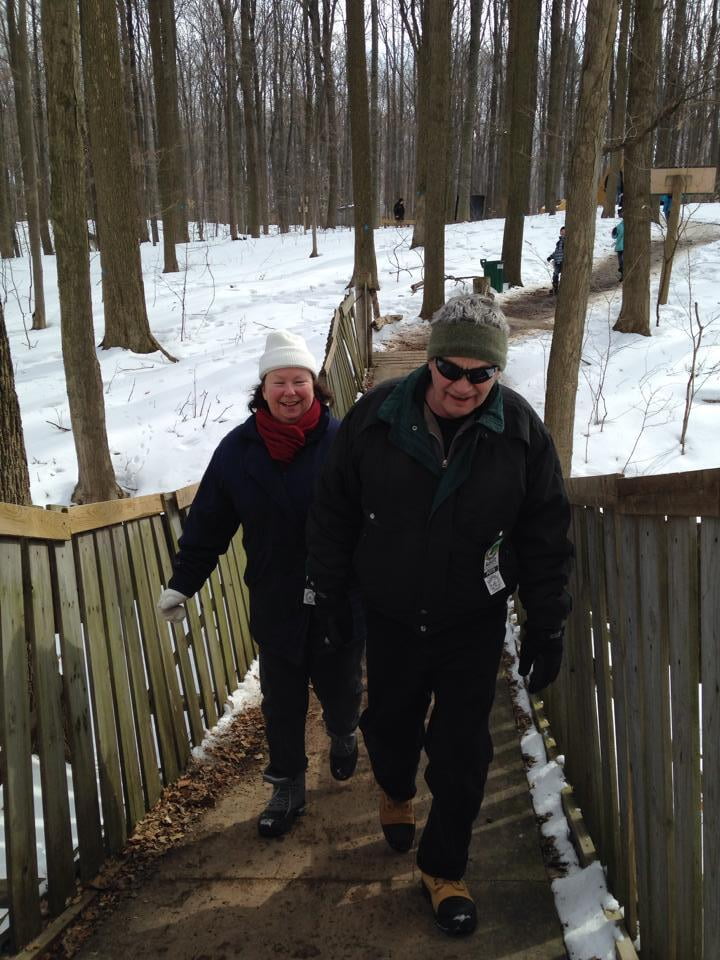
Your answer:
[379,790,415,852]
[420,872,477,936]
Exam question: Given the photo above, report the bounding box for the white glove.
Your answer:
[157,588,188,623]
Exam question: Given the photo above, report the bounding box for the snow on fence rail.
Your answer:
[547,468,720,960]
[0,293,366,953]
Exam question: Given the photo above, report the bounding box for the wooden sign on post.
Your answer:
[652,167,716,307]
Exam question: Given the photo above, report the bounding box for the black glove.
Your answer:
[518,625,564,694]
[546,254,553,262]
[304,581,354,653]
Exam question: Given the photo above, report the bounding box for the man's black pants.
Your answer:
[260,636,364,779]
[359,606,507,880]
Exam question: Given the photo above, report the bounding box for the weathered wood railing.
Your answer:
[544,468,720,960]
[0,489,254,952]
[321,289,366,415]
[0,292,366,953]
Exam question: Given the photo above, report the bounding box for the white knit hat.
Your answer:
[258,331,319,379]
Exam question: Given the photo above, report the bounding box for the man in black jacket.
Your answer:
[306,294,572,937]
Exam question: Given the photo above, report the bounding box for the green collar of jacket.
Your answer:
[376,365,505,513]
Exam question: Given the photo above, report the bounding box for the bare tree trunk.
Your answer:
[118,0,150,243]
[456,0,481,222]
[251,11,269,235]
[655,0,686,167]
[0,100,17,259]
[370,0,380,226]
[240,0,261,238]
[614,0,661,337]
[219,0,239,239]
[420,0,451,319]
[142,77,161,246]
[0,300,31,504]
[7,0,46,329]
[543,0,566,215]
[79,0,170,356]
[301,6,318,255]
[42,0,123,503]
[603,0,630,218]
[409,16,428,248]
[29,0,53,255]
[148,0,180,271]
[346,0,379,367]
[501,0,541,286]
[544,0,618,475]
[322,0,339,228]
[485,0,505,217]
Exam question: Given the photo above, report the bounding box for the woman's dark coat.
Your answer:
[169,406,339,662]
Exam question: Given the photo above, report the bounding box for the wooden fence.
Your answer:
[0,292,365,953]
[544,467,720,960]
[321,290,366,416]
[0,490,254,952]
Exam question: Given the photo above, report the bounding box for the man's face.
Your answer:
[426,356,499,419]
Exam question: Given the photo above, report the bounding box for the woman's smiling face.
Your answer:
[261,367,315,423]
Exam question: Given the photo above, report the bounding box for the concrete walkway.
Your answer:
[73,670,566,960]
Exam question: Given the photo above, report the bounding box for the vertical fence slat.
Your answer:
[150,516,204,748]
[667,517,701,960]
[162,497,219,730]
[217,546,249,683]
[565,510,604,847]
[75,534,127,854]
[26,544,75,915]
[125,521,180,785]
[637,517,675,959]
[617,514,650,944]
[52,541,103,880]
[603,510,637,939]
[229,536,257,671]
[701,517,720,960]
[110,526,162,808]
[585,509,620,887]
[195,577,230,715]
[207,565,238,694]
[0,540,41,948]
[94,528,145,830]
[137,518,190,769]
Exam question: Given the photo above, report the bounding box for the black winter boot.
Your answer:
[257,771,305,838]
[329,732,359,781]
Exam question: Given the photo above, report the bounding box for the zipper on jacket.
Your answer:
[441,457,448,469]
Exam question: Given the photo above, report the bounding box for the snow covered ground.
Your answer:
[5,204,719,506]
[4,205,720,957]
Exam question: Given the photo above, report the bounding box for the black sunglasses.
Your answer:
[434,357,499,385]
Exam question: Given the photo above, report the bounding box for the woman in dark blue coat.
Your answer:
[158,331,363,837]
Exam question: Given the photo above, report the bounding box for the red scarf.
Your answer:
[256,399,323,464]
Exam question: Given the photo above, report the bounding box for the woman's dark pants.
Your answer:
[359,606,507,881]
[259,636,363,779]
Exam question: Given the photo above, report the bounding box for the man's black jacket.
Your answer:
[306,367,572,636]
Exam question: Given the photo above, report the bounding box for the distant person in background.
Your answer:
[660,193,672,219]
[393,197,406,222]
[157,331,363,839]
[546,226,565,295]
[612,212,624,281]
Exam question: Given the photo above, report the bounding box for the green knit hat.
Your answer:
[427,294,509,370]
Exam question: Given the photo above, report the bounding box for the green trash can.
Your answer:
[480,258,504,293]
